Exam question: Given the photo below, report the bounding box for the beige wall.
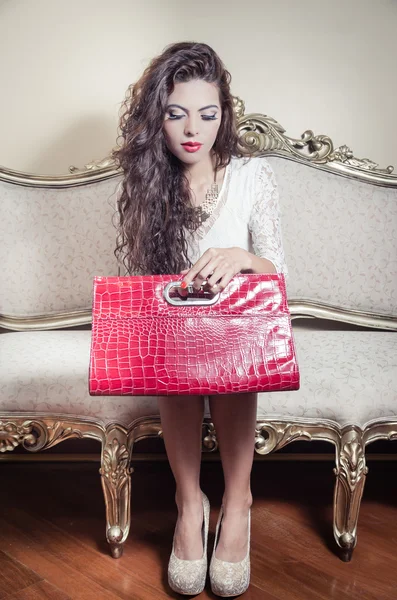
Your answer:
[1,0,396,175]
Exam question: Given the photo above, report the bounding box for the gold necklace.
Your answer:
[195,168,219,225]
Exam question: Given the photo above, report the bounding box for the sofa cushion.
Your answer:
[0,324,396,429]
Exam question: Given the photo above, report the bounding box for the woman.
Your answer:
[113,41,288,597]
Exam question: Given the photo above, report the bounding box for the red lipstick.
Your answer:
[181,142,202,153]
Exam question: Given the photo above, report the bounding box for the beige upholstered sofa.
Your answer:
[1,97,396,562]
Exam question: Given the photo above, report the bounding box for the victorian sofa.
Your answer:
[1,97,396,562]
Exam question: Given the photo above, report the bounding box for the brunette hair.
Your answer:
[112,41,241,276]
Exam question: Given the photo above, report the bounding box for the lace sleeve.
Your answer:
[248,158,288,276]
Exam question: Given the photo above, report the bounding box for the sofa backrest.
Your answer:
[267,156,397,324]
[0,173,121,320]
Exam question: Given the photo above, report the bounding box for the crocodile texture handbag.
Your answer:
[88,273,300,396]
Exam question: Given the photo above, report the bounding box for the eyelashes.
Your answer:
[168,114,217,121]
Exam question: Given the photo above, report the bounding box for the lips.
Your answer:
[181,142,202,153]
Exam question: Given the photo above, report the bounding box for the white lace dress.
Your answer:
[185,155,289,276]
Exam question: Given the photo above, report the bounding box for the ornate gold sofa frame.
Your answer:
[1,97,396,562]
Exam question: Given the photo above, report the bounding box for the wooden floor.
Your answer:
[1,458,397,599]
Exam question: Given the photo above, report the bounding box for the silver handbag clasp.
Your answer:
[163,281,220,306]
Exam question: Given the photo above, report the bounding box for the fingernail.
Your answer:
[180,281,187,289]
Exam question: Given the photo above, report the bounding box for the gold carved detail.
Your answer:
[255,420,338,455]
[237,105,333,162]
[328,144,394,174]
[334,431,368,492]
[157,419,218,452]
[100,437,133,488]
[333,427,368,561]
[100,425,134,558]
[235,97,394,179]
[233,96,245,119]
[46,421,85,447]
[69,147,120,174]
[202,422,218,452]
[0,420,40,452]
[363,421,397,445]
[0,418,85,452]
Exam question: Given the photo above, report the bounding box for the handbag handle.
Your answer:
[163,280,220,306]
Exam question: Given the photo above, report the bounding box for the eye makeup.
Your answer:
[168,112,218,120]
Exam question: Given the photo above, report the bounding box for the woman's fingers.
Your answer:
[208,268,234,293]
[184,260,222,291]
[206,260,232,290]
[181,249,217,288]
[192,261,222,290]
[180,249,239,293]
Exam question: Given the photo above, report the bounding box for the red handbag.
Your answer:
[88,273,300,396]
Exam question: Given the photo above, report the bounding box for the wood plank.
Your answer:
[0,515,121,600]
[3,580,71,600]
[0,508,171,600]
[0,551,42,600]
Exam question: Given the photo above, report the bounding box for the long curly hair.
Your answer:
[112,41,241,276]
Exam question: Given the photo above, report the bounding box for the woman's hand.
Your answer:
[179,247,252,293]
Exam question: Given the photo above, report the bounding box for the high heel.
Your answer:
[209,506,251,597]
[168,491,210,595]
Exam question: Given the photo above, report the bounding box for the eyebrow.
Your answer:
[166,104,219,112]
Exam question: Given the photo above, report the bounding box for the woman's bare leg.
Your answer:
[209,392,257,562]
[158,395,205,560]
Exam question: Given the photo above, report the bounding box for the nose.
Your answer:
[184,115,199,137]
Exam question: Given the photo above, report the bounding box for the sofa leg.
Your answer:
[100,425,133,558]
[333,427,368,562]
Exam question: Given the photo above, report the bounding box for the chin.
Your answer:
[177,152,203,164]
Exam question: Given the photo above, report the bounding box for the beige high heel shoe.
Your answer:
[168,491,210,595]
[209,506,251,597]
